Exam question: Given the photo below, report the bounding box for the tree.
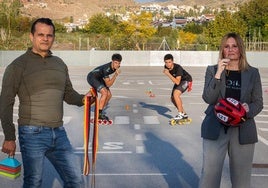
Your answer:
[83,13,117,36]
[54,22,67,33]
[178,30,197,50]
[110,11,157,50]
[183,22,203,34]
[203,11,247,50]
[156,26,173,37]
[0,0,23,49]
[112,21,136,50]
[14,16,31,34]
[236,0,268,40]
[128,11,156,50]
[0,0,22,37]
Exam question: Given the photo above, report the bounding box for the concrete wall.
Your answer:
[0,50,267,67]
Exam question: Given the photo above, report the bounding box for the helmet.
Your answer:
[214,97,246,126]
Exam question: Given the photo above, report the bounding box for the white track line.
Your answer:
[252,174,268,177]
[258,135,268,146]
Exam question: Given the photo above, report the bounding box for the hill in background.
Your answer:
[19,0,250,22]
[20,0,137,22]
[163,0,250,7]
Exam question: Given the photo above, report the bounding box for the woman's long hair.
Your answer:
[219,33,250,71]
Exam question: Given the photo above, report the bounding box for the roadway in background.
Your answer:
[0,66,267,188]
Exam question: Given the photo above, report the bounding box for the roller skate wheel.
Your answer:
[102,119,109,125]
[108,120,113,125]
[98,119,103,125]
[170,119,176,126]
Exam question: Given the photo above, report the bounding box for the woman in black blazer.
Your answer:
[199,33,263,188]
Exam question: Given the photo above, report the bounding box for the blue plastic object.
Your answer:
[0,157,21,168]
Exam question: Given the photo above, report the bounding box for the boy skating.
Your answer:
[87,53,122,121]
[163,54,192,121]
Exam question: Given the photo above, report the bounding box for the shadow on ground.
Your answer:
[139,102,173,119]
[144,132,199,188]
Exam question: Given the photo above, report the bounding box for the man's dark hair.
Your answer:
[112,53,122,62]
[164,54,173,61]
[31,18,55,35]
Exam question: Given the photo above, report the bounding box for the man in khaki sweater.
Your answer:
[0,18,91,188]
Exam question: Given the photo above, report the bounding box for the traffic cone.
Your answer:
[0,157,21,179]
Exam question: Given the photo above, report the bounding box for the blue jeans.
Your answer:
[18,125,82,188]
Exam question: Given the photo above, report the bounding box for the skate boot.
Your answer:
[99,113,109,120]
[182,113,188,119]
[174,112,188,120]
[98,113,113,125]
[169,112,191,126]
